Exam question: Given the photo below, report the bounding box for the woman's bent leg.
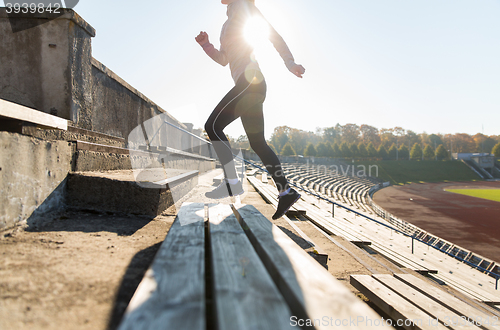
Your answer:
[205,86,246,180]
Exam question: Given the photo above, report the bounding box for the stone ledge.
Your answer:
[0,98,68,130]
[0,8,96,37]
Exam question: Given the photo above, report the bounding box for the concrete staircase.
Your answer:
[0,100,215,229]
[463,159,493,179]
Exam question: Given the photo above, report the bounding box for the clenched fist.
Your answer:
[195,31,210,46]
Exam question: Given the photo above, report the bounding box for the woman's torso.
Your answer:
[221,0,261,82]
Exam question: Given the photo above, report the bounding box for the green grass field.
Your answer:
[354,160,481,185]
[445,189,500,202]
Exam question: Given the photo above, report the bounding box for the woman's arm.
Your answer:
[195,31,228,67]
[251,6,305,78]
[268,26,305,78]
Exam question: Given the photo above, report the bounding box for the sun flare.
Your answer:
[244,16,270,50]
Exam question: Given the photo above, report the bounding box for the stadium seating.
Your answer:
[250,162,500,305]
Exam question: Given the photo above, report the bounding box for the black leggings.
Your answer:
[205,70,289,191]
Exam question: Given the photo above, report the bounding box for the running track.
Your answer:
[373,181,500,262]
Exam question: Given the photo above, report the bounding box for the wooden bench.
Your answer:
[118,203,206,330]
[120,202,390,330]
[213,172,224,185]
[351,274,497,330]
[292,196,438,275]
[261,171,268,183]
[247,168,259,176]
[247,176,306,216]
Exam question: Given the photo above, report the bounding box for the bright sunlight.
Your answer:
[243,16,270,50]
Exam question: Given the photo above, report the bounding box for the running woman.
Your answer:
[196,0,305,219]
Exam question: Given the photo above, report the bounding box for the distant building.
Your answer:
[453,153,495,169]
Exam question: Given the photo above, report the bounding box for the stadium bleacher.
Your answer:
[250,162,500,306]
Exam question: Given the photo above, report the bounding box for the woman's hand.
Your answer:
[195,31,210,46]
[290,64,306,78]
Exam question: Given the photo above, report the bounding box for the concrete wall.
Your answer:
[91,59,210,157]
[0,9,95,128]
[0,9,215,230]
[1,8,210,154]
[0,131,72,229]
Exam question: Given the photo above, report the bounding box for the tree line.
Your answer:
[230,124,500,160]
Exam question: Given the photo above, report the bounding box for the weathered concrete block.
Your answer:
[0,131,72,229]
[0,9,95,129]
[66,170,199,217]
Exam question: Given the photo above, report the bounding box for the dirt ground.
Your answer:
[0,169,404,330]
[373,181,500,262]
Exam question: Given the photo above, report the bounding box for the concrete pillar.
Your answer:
[0,9,95,129]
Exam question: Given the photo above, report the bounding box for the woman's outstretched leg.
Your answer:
[242,104,301,219]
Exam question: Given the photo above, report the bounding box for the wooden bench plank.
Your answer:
[233,204,388,330]
[247,168,259,176]
[282,215,328,267]
[119,202,206,330]
[213,173,224,185]
[394,274,499,329]
[350,275,448,330]
[248,176,306,216]
[208,204,293,330]
[262,172,268,183]
[433,273,500,305]
[373,274,482,330]
[293,194,435,274]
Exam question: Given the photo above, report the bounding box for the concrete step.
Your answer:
[73,140,215,173]
[67,169,199,216]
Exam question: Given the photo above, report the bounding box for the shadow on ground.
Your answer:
[107,242,163,330]
[25,209,155,236]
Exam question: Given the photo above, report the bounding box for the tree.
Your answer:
[281,142,296,156]
[358,142,367,158]
[377,145,388,160]
[406,130,420,148]
[340,142,351,158]
[398,144,409,160]
[473,133,497,153]
[341,124,360,144]
[423,145,434,160]
[325,143,334,158]
[289,128,311,155]
[316,142,328,157]
[379,128,396,148]
[380,139,391,150]
[367,142,377,158]
[427,134,443,147]
[492,142,500,158]
[270,126,290,154]
[322,126,341,144]
[304,143,317,157]
[435,144,449,160]
[349,143,359,158]
[388,143,398,160]
[332,143,341,157]
[360,124,380,145]
[452,133,476,153]
[410,143,423,160]
[235,135,250,150]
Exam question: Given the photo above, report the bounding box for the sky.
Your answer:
[74,0,500,140]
